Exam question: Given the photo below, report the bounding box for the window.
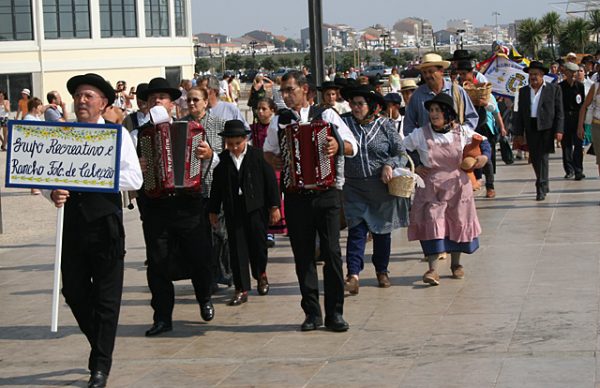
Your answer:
[174,0,186,37]
[0,73,33,112]
[0,0,33,41]
[43,0,90,39]
[144,0,168,37]
[100,0,137,38]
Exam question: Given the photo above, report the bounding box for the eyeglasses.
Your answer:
[73,91,103,101]
[349,101,368,107]
[187,97,203,103]
[280,87,299,94]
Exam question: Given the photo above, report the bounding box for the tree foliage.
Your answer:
[243,57,259,70]
[225,54,243,71]
[517,18,545,58]
[260,56,277,70]
[540,11,562,59]
[559,18,591,54]
[588,10,600,48]
[284,38,299,50]
[195,57,211,73]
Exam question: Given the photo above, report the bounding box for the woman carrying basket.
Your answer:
[403,93,489,286]
[340,85,409,294]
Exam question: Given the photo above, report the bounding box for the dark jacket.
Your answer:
[512,82,564,135]
[209,145,280,217]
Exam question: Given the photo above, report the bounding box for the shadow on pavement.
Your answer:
[0,368,88,387]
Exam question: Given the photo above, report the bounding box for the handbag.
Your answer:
[499,136,514,165]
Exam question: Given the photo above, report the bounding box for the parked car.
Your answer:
[240,69,260,83]
[361,64,393,79]
[269,67,292,80]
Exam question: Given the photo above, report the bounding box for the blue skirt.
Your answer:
[420,237,479,256]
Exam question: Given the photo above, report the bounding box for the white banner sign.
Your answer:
[5,120,122,192]
[483,56,556,98]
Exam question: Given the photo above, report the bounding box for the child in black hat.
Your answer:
[208,119,281,305]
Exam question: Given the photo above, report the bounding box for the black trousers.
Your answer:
[61,212,125,375]
[475,124,497,189]
[561,114,584,175]
[227,196,268,292]
[284,189,344,318]
[145,197,213,325]
[526,120,554,194]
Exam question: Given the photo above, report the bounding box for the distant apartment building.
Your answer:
[0,0,194,112]
[447,19,475,43]
[300,23,353,50]
[393,17,433,47]
[434,30,456,46]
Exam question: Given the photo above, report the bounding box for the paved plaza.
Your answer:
[1,149,599,388]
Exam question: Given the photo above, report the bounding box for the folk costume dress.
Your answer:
[403,123,482,255]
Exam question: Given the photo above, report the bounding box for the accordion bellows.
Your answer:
[139,121,206,198]
[281,120,337,191]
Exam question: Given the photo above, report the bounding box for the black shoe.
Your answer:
[145,321,172,336]
[228,290,248,306]
[266,234,275,248]
[325,314,349,332]
[88,371,108,388]
[257,273,270,295]
[564,172,574,179]
[200,300,214,321]
[300,315,323,331]
[575,173,585,181]
[536,192,546,201]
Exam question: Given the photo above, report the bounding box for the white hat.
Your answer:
[415,53,451,70]
[564,62,579,72]
[21,88,30,96]
[566,52,577,59]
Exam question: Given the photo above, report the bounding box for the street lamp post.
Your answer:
[492,12,501,42]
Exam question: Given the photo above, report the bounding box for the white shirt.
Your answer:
[264,106,358,189]
[230,145,248,194]
[403,125,485,169]
[530,82,546,118]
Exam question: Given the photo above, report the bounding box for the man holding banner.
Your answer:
[48,73,142,388]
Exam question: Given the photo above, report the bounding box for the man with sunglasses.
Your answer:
[263,70,357,332]
[134,78,220,337]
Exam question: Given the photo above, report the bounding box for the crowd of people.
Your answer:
[6,46,598,387]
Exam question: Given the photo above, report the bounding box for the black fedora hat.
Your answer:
[135,83,149,100]
[341,85,385,107]
[137,77,181,101]
[333,77,348,87]
[317,81,341,91]
[454,60,474,71]
[67,73,116,105]
[524,61,549,75]
[424,93,457,116]
[448,49,475,61]
[218,119,250,137]
[384,93,402,105]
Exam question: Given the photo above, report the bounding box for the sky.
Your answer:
[191,1,564,38]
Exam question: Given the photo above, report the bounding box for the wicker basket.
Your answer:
[463,81,492,106]
[388,153,415,198]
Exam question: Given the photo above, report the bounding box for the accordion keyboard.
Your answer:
[315,128,332,178]
[189,134,203,178]
[140,136,157,190]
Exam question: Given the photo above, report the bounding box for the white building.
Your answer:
[447,19,475,43]
[0,0,194,112]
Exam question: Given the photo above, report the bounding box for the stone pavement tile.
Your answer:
[421,313,519,356]
[447,296,526,315]
[509,312,597,352]
[306,356,413,387]
[458,280,531,298]
[335,330,427,359]
[496,353,595,388]
[0,362,89,387]
[521,295,599,315]
[171,332,277,360]
[256,331,350,359]
[217,360,325,387]
[117,359,241,388]
[399,354,503,388]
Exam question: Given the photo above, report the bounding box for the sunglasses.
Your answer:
[187,97,203,103]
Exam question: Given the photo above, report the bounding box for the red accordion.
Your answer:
[281,119,337,191]
[138,121,205,198]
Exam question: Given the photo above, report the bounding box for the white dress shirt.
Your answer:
[529,82,546,118]
[263,106,358,189]
[230,144,248,194]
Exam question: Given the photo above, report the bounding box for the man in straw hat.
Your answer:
[48,73,143,388]
[513,61,564,201]
[403,53,479,136]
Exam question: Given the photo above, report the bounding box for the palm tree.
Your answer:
[560,18,591,53]
[517,18,544,58]
[540,11,562,59]
[588,10,600,48]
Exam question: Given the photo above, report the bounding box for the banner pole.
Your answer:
[51,206,64,333]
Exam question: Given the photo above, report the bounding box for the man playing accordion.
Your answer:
[263,70,357,332]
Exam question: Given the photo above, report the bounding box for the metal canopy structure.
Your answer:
[551,0,600,15]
